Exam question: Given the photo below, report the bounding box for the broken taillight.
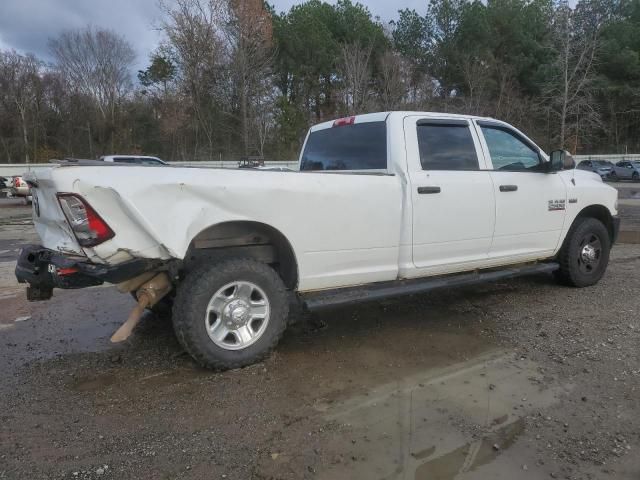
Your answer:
[57,193,115,247]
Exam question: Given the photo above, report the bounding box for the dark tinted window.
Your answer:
[481,126,541,171]
[300,122,386,171]
[417,123,479,170]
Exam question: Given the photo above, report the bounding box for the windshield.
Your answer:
[593,161,613,167]
[300,122,387,171]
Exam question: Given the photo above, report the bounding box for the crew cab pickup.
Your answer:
[16,112,620,370]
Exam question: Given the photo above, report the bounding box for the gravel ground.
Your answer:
[1,197,639,480]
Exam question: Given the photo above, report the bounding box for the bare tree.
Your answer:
[377,50,407,110]
[544,1,602,151]
[340,42,373,114]
[161,0,227,157]
[0,51,42,163]
[49,27,135,152]
[222,0,275,155]
[460,55,491,115]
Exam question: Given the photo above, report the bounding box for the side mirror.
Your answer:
[549,150,575,172]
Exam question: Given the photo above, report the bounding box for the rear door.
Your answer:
[475,121,567,259]
[404,117,495,271]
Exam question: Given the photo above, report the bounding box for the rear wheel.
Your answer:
[172,258,289,370]
[633,172,639,182]
[555,217,610,287]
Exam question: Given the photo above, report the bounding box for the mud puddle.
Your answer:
[315,351,571,480]
[414,418,524,479]
[0,285,134,378]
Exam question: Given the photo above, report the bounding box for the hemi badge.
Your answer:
[568,198,578,204]
[548,199,566,211]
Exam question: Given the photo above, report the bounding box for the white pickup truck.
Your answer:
[16,112,620,370]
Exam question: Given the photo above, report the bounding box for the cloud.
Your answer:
[270,0,427,18]
[0,0,165,70]
[0,0,577,72]
[0,0,424,67]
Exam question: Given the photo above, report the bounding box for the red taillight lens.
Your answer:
[56,193,115,247]
[14,177,22,187]
[333,116,356,127]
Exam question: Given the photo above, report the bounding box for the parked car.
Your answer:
[576,160,615,180]
[10,175,31,202]
[238,156,265,168]
[99,155,167,165]
[611,160,640,182]
[16,111,619,370]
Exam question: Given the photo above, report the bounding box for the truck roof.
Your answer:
[309,111,500,132]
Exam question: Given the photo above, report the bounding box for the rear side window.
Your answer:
[300,122,387,171]
[417,123,479,171]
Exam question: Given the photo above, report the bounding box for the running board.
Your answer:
[301,262,559,311]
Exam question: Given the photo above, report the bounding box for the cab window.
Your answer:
[480,126,542,171]
[417,123,479,171]
[300,122,387,171]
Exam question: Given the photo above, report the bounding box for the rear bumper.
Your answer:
[15,245,161,301]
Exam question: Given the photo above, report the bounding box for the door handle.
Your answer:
[499,185,518,192]
[417,186,441,194]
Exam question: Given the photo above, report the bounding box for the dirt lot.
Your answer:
[1,191,640,480]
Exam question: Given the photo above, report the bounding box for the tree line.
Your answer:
[1,0,639,164]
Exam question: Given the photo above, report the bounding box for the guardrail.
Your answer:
[0,160,299,177]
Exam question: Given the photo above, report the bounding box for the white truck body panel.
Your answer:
[25,111,619,293]
[29,166,403,291]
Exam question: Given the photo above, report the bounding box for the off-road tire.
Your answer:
[555,217,610,287]
[172,258,289,370]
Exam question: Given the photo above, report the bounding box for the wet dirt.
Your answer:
[1,198,640,479]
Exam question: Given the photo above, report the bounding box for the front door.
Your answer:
[404,117,495,272]
[475,121,567,259]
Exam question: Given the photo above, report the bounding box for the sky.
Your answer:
[0,0,575,72]
[0,0,423,71]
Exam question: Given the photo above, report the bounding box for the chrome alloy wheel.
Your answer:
[204,281,270,350]
[578,233,602,274]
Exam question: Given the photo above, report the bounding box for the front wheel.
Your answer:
[633,172,639,182]
[172,258,289,370]
[555,217,610,287]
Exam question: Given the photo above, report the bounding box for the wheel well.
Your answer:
[575,205,615,243]
[185,221,298,289]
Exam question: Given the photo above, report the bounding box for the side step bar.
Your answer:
[302,262,559,311]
